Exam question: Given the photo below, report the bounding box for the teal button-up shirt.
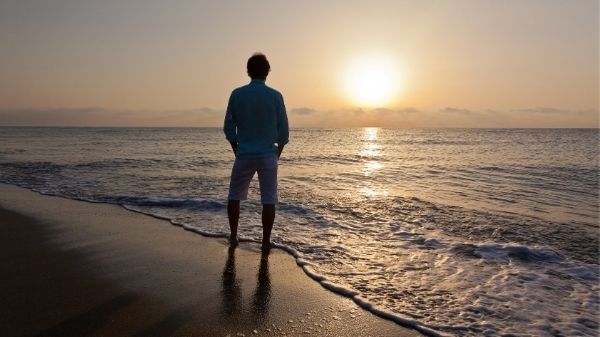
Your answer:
[224,79,289,159]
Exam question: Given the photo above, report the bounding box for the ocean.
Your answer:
[0,127,598,336]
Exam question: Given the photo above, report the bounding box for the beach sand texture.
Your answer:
[0,184,422,337]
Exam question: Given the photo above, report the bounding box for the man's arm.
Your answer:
[276,93,289,158]
[223,92,237,155]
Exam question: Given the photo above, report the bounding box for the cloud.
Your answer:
[250,106,596,128]
[376,107,420,114]
[0,107,106,126]
[441,107,474,114]
[514,107,568,114]
[1,106,597,128]
[290,107,316,115]
[0,107,224,127]
[396,107,420,113]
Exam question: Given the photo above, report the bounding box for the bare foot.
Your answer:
[229,235,239,247]
[261,241,272,251]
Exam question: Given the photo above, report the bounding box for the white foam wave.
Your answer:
[119,196,225,210]
[473,243,564,263]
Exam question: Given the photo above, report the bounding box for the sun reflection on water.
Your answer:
[363,127,378,142]
[361,127,382,176]
[359,127,387,196]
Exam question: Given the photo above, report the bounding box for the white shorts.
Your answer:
[228,156,278,204]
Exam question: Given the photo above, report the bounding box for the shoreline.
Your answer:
[0,183,424,337]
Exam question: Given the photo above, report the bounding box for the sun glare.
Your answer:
[343,54,400,107]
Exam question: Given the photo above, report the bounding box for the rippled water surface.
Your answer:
[1,127,598,336]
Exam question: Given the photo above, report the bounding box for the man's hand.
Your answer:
[277,143,285,159]
[229,141,238,156]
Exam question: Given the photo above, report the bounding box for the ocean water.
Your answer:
[0,127,598,336]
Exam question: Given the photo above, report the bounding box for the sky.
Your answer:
[0,0,598,127]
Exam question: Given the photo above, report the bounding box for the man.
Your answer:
[224,53,289,250]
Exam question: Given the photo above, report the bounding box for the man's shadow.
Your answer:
[221,246,271,321]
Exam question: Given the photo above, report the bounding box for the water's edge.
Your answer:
[1,182,445,337]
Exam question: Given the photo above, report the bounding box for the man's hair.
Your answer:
[247,53,270,79]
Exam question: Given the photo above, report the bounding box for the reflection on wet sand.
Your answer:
[252,252,271,321]
[221,247,271,321]
[221,247,242,317]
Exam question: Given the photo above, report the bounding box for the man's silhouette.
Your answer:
[224,53,289,250]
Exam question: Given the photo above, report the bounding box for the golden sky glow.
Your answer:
[0,0,597,127]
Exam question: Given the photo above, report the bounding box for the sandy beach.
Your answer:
[0,184,422,337]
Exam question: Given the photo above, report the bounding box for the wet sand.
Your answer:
[0,184,423,337]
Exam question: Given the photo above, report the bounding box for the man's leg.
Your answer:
[257,156,278,251]
[227,200,240,245]
[228,158,254,246]
[261,204,275,249]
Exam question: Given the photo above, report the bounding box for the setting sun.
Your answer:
[343,54,401,107]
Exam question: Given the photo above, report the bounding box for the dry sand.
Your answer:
[0,184,423,337]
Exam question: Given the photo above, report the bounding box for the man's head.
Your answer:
[247,53,270,80]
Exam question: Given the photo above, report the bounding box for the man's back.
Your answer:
[224,79,288,159]
[224,53,288,250]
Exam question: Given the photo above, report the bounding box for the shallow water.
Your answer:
[0,127,598,336]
